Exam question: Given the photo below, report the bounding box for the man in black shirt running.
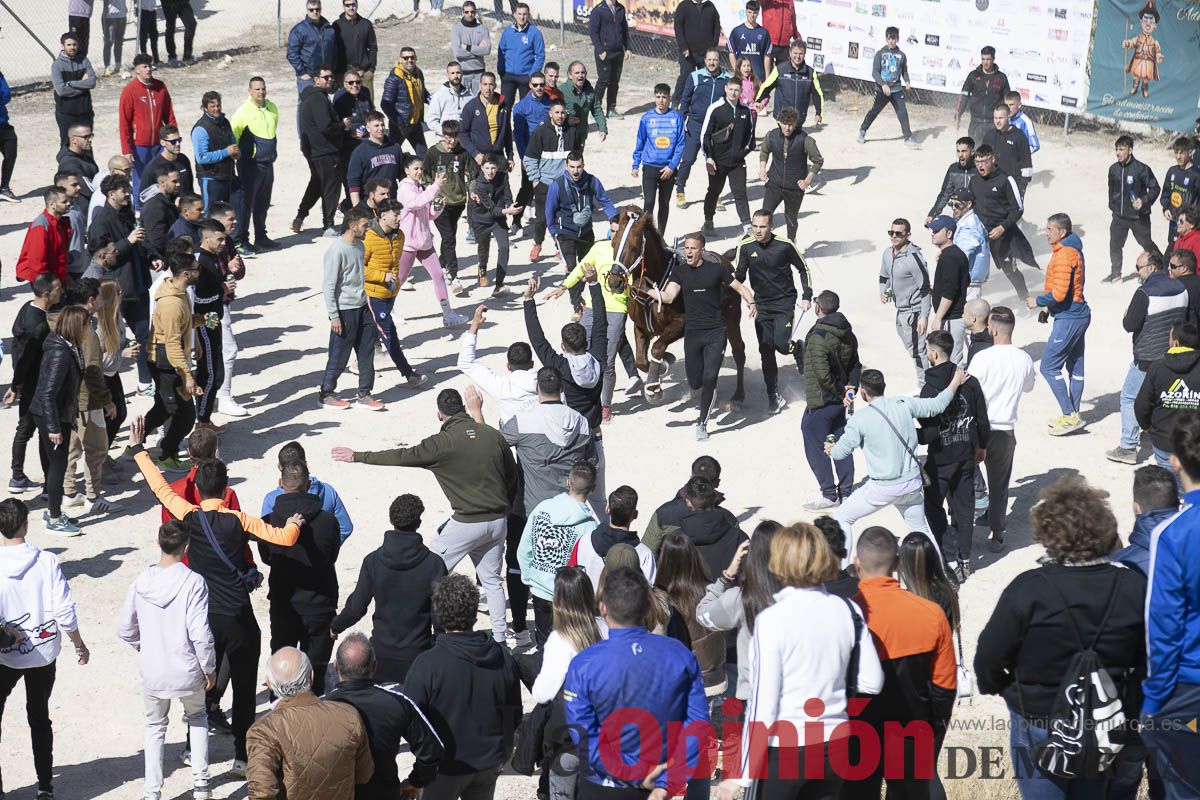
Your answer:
[734,209,813,413]
[656,232,756,440]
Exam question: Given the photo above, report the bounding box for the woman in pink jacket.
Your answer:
[396,156,468,327]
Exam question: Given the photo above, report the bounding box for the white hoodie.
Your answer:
[117,561,216,698]
[457,331,538,424]
[0,542,78,670]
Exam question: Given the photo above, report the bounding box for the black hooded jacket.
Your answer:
[918,361,991,464]
[1135,347,1200,450]
[299,84,344,159]
[404,631,523,775]
[331,529,448,658]
[643,486,746,580]
[325,678,444,796]
[260,491,342,617]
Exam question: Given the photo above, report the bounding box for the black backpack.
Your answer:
[1019,572,1127,779]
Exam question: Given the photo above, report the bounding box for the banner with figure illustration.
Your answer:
[1086,0,1200,130]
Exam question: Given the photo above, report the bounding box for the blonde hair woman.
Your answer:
[95,279,133,452]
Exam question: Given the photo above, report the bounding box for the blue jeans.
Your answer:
[801,403,854,501]
[1008,709,1109,800]
[366,296,414,377]
[674,130,703,194]
[320,305,378,398]
[1040,313,1090,414]
[1120,362,1146,449]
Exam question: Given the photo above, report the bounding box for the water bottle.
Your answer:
[845,389,856,418]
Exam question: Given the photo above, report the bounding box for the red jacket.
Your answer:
[760,0,798,48]
[15,210,71,284]
[1176,228,1200,265]
[160,467,254,566]
[118,77,177,154]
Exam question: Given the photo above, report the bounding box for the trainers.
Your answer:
[491,285,510,297]
[256,236,282,250]
[506,628,532,648]
[355,394,386,411]
[208,710,234,735]
[320,395,351,410]
[102,65,115,77]
[228,759,247,778]
[608,109,624,120]
[8,475,38,493]
[235,241,257,256]
[768,393,787,414]
[988,532,1006,553]
[1049,411,1084,436]
[291,217,303,234]
[624,378,643,396]
[137,382,155,397]
[443,310,469,328]
[62,493,85,509]
[857,130,866,144]
[181,748,191,766]
[954,560,973,583]
[675,191,686,209]
[217,396,250,417]
[323,227,340,238]
[904,137,921,149]
[0,186,18,203]
[36,792,56,800]
[157,456,190,473]
[405,372,429,389]
[974,494,990,511]
[530,242,543,261]
[1102,272,1121,283]
[1105,446,1138,465]
[103,469,125,487]
[695,423,710,441]
[450,278,465,296]
[85,497,123,515]
[193,781,211,800]
[167,57,182,68]
[43,512,82,536]
[602,404,612,423]
[479,273,491,288]
[803,497,840,512]
[702,219,716,235]
[400,279,415,291]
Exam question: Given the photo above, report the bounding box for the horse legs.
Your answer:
[632,318,650,373]
[725,306,747,410]
[645,319,684,405]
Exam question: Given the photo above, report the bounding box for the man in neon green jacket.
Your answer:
[229,76,280,254]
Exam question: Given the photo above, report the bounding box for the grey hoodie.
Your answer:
[323,238,368,317]
[51,51,97,115]
[501,400,598,513]
[451,19,492,75]
[879,242,932,315]
[117,561,216,698]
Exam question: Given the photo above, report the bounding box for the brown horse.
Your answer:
[611,206,746,409]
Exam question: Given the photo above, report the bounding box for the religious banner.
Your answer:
[1086,0,1200,131]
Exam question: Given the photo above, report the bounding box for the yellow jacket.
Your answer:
[563,240,629,314]
[363,222,405,299]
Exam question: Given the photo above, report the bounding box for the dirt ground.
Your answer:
[0,10,1172,800]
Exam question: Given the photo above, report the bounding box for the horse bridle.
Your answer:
[614,211,673,318]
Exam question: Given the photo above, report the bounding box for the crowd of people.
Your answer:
[2,1,1200,800]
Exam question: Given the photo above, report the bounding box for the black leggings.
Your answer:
[641,166,672,235]
[35,420,71,517]
[684,328,726,424]
[0,123,17,189]
[755,310,799,396]
[762,184,805,242]
[104,372,128,446]
[207,611,261,763]
[162,0,197,61]
[0,661,57,794]
[505,509,529,633]
[138,9,159,62]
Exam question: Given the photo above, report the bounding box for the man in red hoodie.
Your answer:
[118,54,177,211]
[15,187,72,285]
[759,0,799,62]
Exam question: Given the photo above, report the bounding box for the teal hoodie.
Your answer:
[830,389,953,485]
[517,492,598,601]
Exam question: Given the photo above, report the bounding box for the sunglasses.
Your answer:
[317,74,333,81]
[530,82,545,87]
[307,7,322,12]
[344,1,357,5]
[73,133,95,140]
[888,230,907,237]
[345,80,361,85]
[165,137,183,145]
[402,56,416,61]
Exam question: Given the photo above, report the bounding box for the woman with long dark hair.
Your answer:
[697,520,782,702]
[31,306,89,534]
[531,566,608,800]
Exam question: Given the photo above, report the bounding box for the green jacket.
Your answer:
[561,78,606,142]
[354,413,518,522]
[802,311,862,410]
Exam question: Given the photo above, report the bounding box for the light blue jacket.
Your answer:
[953,209,990,285]
[261,475,354,541]
[632,108,685,170]
[517,492,597,601]
[1010,110,1040,155]
[830,389,954,485]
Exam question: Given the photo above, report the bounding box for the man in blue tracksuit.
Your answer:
[1141,414,1200,799]
[631,83,684,234]
[191,91,239,213]
[286,3,338,96]
[261,441,354,541]
[497,5,545,112]
[512,73,552,233]
[546,152,617,311]
[675,49,731,206]
[564,567,710,799]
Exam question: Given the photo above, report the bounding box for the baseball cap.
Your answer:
[950,187,974,202]
[926,215,957,233]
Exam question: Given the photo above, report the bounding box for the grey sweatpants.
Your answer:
[429,516,508,641]
[580,307,637,405]
[895,309,928,387]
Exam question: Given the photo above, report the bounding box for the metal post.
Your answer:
[278,0,283,47]
[560,0,566,45]
[1063,112,1069,136]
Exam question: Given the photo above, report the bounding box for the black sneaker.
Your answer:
[702,219,716,235]
[0,186,18,203]
[207,709,234,735]
[988,533,1005,553]
[8,475,38,493]
[767,393,787,414]
[256,237,282,251]
[954,560,973,583]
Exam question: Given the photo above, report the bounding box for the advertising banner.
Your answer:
[576,0,1094,112]
[1086,0,1200,131]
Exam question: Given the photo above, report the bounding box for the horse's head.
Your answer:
[613,205,673,285]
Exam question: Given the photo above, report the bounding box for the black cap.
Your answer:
[950,187,974,202]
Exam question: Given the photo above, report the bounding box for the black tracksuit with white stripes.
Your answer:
[193,249,225,423]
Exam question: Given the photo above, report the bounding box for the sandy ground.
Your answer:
[0,10,1173,800]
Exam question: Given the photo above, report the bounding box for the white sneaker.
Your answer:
[85,497,123,515]
[62,493,85,509]
[803,497,841,512]
[217,396,250,417]
[450,278,465,296]
[443,310,469,328]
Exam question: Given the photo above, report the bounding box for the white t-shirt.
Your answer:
[530,618,609,704]
[967,343,1036,431]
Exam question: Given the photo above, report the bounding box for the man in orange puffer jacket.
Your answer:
[363,202,427,389]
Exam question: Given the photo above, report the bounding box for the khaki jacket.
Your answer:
[149,278,197,381]
[246,691,374,800]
